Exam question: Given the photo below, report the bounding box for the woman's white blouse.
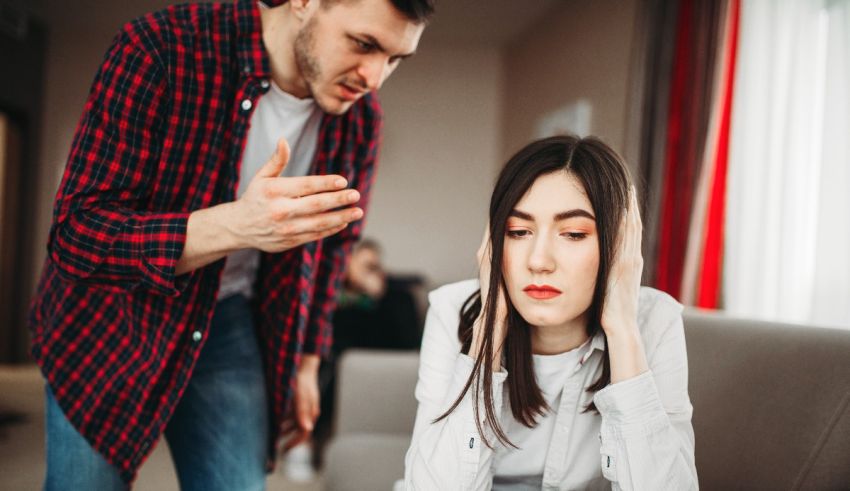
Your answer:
[403,279,698,490]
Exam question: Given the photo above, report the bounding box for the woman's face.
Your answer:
[502,171,600,332]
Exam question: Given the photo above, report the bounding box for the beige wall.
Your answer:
[502,0,638,161]
[364,44,502,287]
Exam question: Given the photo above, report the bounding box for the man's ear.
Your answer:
[288,0,320,21]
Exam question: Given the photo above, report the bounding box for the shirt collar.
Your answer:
[580,331,607,366]
[235,0,283,80]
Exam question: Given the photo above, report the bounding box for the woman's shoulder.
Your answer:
[637,286,685,342]
[428,278,480,312]
[421,279,479,349]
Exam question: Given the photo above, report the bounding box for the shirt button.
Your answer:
[260,80,270,89]
[243,65,251,74]
[241,99,253,111]
[192,331,202,343]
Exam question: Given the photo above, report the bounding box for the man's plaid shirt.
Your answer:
[28,0,381,483]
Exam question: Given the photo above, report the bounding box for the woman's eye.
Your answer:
[563,232,588,241]
[506,229,530,239]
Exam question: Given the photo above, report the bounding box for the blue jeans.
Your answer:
[44,294,269,490]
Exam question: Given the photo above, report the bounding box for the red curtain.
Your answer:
[654,0,704,299]
[650,0,740,308]
[696,0,740,307]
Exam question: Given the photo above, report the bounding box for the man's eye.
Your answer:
[355,39,374,51]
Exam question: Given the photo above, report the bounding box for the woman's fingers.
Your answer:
[476,223,491,265]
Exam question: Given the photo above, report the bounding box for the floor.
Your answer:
[0,364,323,490]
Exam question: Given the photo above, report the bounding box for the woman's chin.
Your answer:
[515,303,588,331]
[517,307,565,328]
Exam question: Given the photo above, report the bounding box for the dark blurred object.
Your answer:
[0,3,28,39]
[330,240,423,355]
[0,409,27,440]
[331,276,423,355]
[0,4,46,363]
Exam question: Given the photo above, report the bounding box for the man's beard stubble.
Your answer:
[293,17,366,115]
[293,18,332,109]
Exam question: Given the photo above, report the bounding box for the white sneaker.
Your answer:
[282,442,317,483]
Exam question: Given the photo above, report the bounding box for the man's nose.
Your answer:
[356,56,389,92]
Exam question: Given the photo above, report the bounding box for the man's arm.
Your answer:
[48,26,190,295]
[49,26,362,293]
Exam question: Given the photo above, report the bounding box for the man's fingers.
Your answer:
[256,138,291,178]
[265,174,349,198]
[283,430,310,452]
[287,189,361,217]
[280,419,298,435]
[281,208,364,236]
[270,223,348,253]
[297,399,314,432]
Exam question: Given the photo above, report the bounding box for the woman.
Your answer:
[403,136,697,490]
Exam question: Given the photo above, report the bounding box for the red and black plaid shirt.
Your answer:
[28,0,381,483]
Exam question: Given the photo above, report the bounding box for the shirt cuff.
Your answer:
[593,370,668,429]
[137,212,191,296]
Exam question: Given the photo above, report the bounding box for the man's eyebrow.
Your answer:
[360,34,417,58]
[509,209,596,221]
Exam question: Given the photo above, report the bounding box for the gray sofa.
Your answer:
[323,311,850,490]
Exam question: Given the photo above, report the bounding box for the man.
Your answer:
[28,0,431,489]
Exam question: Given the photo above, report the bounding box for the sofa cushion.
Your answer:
[334,350,420,436]
[324,433,411,491]
[684,310,850,490]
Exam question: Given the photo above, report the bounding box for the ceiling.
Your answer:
[421,0,561,46]
[6,0,562,46]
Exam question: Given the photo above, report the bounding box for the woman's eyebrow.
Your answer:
[509,209,595,221]
[554,209,595,221]
[509,209,534,220]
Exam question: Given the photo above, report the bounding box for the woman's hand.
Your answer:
[470,225,508,369]
[601,186,649,383]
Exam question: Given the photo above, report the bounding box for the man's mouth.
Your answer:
[338,83,365,101]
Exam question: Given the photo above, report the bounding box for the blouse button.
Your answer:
[192,331,202,343]
[241,99,253,111]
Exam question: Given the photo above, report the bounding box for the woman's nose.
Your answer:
[527,236,555,273]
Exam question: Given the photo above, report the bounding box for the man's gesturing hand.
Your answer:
[231,138,363,253]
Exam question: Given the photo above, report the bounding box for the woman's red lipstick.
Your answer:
[523,285,562,300]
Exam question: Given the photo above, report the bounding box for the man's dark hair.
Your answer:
[322,0,435,23]
[388,0,434,22]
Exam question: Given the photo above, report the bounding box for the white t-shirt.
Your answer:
[217,80,323,300]
[493,338,590,480]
